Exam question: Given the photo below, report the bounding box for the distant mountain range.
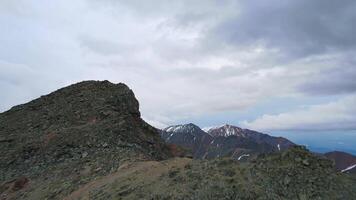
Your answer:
[161,123,295,160]
[161,123,356,173]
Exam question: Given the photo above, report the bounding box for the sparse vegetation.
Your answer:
[66,147,356,200]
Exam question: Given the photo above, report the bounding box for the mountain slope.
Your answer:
[161,123,213,158]
[206,124,295,151]
[325,151,356,173]
[0,80,171,200]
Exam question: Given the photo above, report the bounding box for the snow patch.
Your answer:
[202,126,213,132]
[202,124,227,133]
[238,154,250,161]
[167,133,174,140]
[204,124,245,137]
[341,164,356,173]
[166,127,174,132]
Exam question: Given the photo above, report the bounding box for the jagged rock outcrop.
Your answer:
[0,80,171,200]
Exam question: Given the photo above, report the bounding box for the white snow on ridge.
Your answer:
[238,154,250,161]
[277,144,281,151]
[202,125,224,133]
[203,124,245,137]
[167,133,174,140]
[202,126,213,132]
[165,126,174,132]
[164,125,190,133]
[341,164,356,173]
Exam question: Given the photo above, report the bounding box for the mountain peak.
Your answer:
[163,123,202,133]
[205,124,245,137]
[7,80,140,118]
[161,123,213,158]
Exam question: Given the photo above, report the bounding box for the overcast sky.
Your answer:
[1,0,356,131]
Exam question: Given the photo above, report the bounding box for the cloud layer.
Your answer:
[242,95,356,131]
[1,0,355,130]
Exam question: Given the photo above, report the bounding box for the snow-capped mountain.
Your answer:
[161,123,213,158]
[163,123,205,135]
[161,123,295,160]
[162,124,356,174]
[205,124,295,151]
[204,124,246,137]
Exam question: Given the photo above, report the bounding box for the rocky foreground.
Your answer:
[64,146,356,200]
[1,80,356,200]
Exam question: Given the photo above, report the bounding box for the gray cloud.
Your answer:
[242,95,356,131]
[205,0,356,59]
[79,36,125,56]
[1,0,356,130]
[299,62,356,95]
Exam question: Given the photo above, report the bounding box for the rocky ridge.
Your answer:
[0,80,171,200]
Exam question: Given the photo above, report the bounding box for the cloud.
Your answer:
[206,0,356,60]
[0,60,65,111]
[298,56,356,95]
[242,95,356,131]
[0,0,356,130]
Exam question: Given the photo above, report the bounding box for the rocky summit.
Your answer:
[0,80,171,200]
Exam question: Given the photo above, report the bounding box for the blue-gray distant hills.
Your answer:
[161,123,295,160]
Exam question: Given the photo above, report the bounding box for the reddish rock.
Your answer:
[11,177,29,191]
